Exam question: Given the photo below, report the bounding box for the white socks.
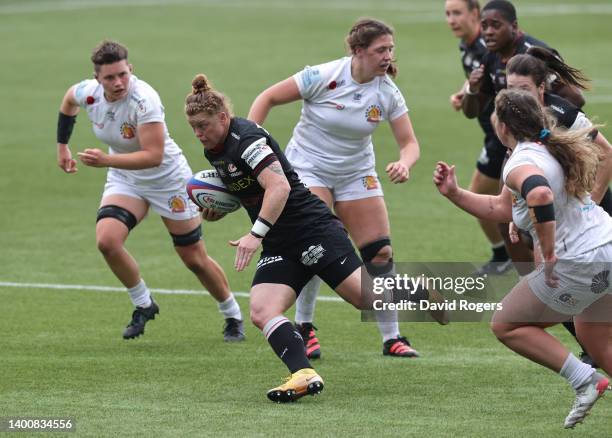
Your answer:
[375,310,400,342]
[218,294,242,320]
[295,276,322,324]
[128,279,152,308]
[560,353,596,390]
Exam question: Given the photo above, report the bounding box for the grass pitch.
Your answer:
[1,0,612,436]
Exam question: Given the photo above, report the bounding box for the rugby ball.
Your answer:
[186,170,241,213]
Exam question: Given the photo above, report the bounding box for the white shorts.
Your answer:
[285,146,383,201]
[527,243,612,315]
[102,166,199,221]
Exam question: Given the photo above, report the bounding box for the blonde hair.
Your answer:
[495,88,600,199]
[185,74,233,117]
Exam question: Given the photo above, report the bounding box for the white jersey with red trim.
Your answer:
[288,56,408,175]
[503,141,612,258]
[73,75,189,186]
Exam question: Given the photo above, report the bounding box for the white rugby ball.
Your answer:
[186,170,241,213]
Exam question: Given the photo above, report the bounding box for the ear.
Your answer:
[94,71,99,82]
[129,63,134,73]
[218,111,228,124]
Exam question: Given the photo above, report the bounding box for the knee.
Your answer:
[96,235,122,256]
[490,321,513,343]
[179,247,208,274]
[371,246,393,264]
[250,301,271,329]
[359,238,393,266]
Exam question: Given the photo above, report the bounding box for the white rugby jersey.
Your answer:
[503,141,612,258]
[288,56,409,174]
[73,75,187,185]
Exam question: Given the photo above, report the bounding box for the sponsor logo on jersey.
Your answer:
[335,103,345,110]
[362,176,379,190]
[353,93,362,102]
[300,244,326,266]
[94,122,105,129]
[228,176,256,192]
[301,66,321,88]
[365,105,383,122]
[241,138,274,170]
[86,96,95,105]
[227,162,243,177]
[257,256,283,269]
[120,122,136,139]
[230,132,241,140]
[168,195,186,213]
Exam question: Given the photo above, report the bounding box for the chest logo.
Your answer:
[120,122,136,139]
[365,104,382,123]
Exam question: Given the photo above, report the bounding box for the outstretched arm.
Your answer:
[433,161,513,222]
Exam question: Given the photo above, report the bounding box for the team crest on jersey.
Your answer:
[168,195,186,213]
[301,244,326,266]
[365,105,382,122]
[120,122,136,139]
[362,176,379,190]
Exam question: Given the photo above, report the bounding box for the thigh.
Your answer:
[252,253,313,296]
[250,283,297,316]
[334,196,390,247]
[309,186,334,209]
[97,194,149,240]
[476,135,506,180]
[469,168,501,195]
[162,215,202,235]
[492,277,570,325]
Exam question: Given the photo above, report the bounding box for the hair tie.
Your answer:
[539,128,551,141]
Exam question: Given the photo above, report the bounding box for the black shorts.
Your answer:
[476,133,507,180]
[252,221,362,294]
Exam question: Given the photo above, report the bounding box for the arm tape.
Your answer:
[528,203,555,223]
[57,112,77,144]
[520,174,551,200]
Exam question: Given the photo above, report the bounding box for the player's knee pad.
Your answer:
[170,225,202,247]
[359,237,392,276]
[96,205,137,231]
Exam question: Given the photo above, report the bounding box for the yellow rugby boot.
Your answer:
[266,368,324,403]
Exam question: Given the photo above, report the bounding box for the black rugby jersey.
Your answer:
[204,117,335,250]
[459,33,497,137]
[480,33,558,96]
[544,92,581,129]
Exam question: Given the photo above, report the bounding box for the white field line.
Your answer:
[1,0,612,17]
[0,280,345,302]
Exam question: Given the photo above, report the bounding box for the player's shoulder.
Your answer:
[129,76,160,102]
[296,57,348,88]
[519,33,555,54]
[73,78,101,102]
[544,93,580,128]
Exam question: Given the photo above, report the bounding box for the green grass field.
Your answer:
[1,0,612,436]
